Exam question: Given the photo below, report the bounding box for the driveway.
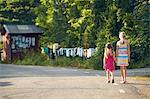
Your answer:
[0,64,150,99]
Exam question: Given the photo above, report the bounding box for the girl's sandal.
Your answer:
[112,79,115,83]
[120,81,126,84]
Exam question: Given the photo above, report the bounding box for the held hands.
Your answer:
[114,57,117,63]
[103,64,105,70]
[128,55,130,62]
[103,63,106,69]
[128,58,130,64]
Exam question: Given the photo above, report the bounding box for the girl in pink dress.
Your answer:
[103,43,115,83]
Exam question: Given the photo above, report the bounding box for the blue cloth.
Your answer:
[44,47,49,54]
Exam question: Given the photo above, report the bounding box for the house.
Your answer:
[1,24,43,61]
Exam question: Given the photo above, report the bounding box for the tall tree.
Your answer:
[65,0,95,47]
[0,0,39,24]
[35,0,70,47]
[96,0,118,56]
[35,0,149,66]
[131,0,150,61]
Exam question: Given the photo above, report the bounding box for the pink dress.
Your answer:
[105,53,115,71]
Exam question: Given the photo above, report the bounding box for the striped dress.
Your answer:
[117,42,129,66]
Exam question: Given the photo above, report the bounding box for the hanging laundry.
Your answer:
[79,48,83,57]
[58,48,62,56]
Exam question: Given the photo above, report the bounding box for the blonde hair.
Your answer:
[119,32,126,38]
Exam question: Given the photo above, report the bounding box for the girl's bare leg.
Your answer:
[123,66,127,82]
[110,71,114,83]
[120,66,124,81]
[120,66,127,83]
[106,69,110,83]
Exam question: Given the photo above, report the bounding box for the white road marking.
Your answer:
[119,89,126,93]
[113,83,119,86]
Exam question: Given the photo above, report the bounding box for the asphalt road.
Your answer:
[0,64,150,99]
[0,64,104,77]
[0,64,150,77]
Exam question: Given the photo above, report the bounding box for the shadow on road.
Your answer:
[126,82,150,86]
[0,82,13,87]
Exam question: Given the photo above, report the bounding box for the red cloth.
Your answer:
[105,53,115,71]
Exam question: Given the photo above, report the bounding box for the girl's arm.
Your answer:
[103,55,106,69]
[113,51,116,62]
[116,42,119,63]
[103,48,107,69]
[127,40,130,62]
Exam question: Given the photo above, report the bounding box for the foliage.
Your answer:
[13,51,48,66]
[13,51,102,70]
[0,0,149,68]
[0,0,39,24]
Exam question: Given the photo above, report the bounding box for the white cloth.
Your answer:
[78,48,83,57]
[55,47,97,57]
[59,48,63,55]
[66,48,70,57]
[70,48,74,57]
[87,48,91,58]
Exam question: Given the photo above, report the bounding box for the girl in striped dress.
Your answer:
[116,32,130,84]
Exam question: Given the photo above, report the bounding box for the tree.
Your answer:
[96,1,118,54]
[65,0,95,47]
[36,0,96,48]
[0,0,39,24]
[34,0,149,66]
[130,0,150,62]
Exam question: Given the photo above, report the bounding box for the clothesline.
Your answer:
[42,47,98,58]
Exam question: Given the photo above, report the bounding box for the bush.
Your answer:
[12,51,103,70]
[13,51,48,66]
[12,50,149,70]
[53,57,83,68]
[83,53,102,70]
[129,56,150,69]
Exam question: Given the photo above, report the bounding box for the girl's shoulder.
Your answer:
[117,39,129,45]
[107,49,113,56]
[124,39,129,45]
[116,41,121,46]
[124,39,129,43]
[116,41,120,45]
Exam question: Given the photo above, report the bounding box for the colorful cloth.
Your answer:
[117,43,129,66]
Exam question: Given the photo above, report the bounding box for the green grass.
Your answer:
[9,51,150,70]
[12,51,101,69]
[130,76,150,80]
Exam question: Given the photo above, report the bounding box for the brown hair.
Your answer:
[105,43,113,49]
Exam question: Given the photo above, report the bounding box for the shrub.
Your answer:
[12,51,102,70]
[13,51,48,66]
[12,50,149,70]
[129,56,150,69]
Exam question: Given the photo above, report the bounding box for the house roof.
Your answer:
[3,25,43,34]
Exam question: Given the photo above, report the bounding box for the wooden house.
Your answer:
[1,25,43,61]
